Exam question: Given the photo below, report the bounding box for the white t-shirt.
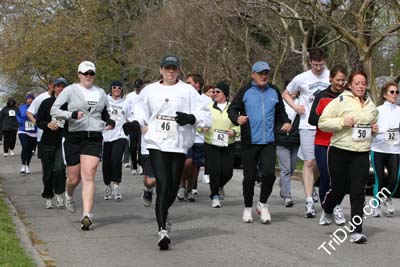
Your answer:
[286,68,330,129]
[27,91,52,141]
[78,84,100,110]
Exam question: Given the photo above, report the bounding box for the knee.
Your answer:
[303,160,315,169]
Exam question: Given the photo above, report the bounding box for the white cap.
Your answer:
[78,61,96,73]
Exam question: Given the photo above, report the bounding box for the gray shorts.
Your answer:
[297,129,316,161]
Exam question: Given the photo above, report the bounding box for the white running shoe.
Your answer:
[104,185,112,200]
[45,198,54,209]
[142,189,153,207]
[3,153,7,157]
[350,233,367,244]
[9,150,15,156]
[19,165,26,173]
[284,197,294,207]
[242,207,253,223]
[137,165,143,175]
[25,166,30,174]
[177,187,186,201]
[383,198,394,216]
[55,194,65,208]
[211,196,221,208]
[65,199,76,213]
[123,163,130,168]
[305,201,316,218]
[319,210,333,225]
[372,206,381,217]
[113,185,122,201]
[333,205,346,225]
[202,174,210,184]
[81,215,93,231]
[131,168,137,175]
[158,230,171,250]
[312,187,319,203]
[258,202,271,224]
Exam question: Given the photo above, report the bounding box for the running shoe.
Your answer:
[333,205,346,225]
[65,199,76,213]
[3,153,7,157]
[25,166,30,174]
[177,187,186,201]
[113,185,122,201]
[142,189,153,207]
[319,210,333,225]
[45,198,54,209]
[158,230,171,250]
[372,206,381,217]
[19,165,26,173]
[284,197,294,207]
[211,196,221,208]
[81,215,93,231]
[55,194,65,208]
[104,185,112,200]
[383,198,394,216]
[258,202,271,224]
[305,201,316,218]
[202,174,210,184]
[218,187,225,200]
[242,207,253,223]
[186,191,196,202]
[137,165,144,175]
[192,189,198,199]
[312,187,319,203]
[123,163,130,168]
[9,150,15,156]
[350,233,367,244]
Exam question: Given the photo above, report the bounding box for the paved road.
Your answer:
[0,144,399,267]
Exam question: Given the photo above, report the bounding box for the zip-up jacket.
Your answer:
[318,90,378,152]
[204,101,240,146]
[371,101,400,154]
[227,81,290,144]
[308,86,342,146]
[17,104,37,134]
[133,80,211,154]
[50,83,114,134]
[0,98,19,131]
[102,95,130,142]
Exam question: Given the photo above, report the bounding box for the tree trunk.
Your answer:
[361,55,377,102]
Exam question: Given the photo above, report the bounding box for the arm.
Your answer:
[308,93,322,126]
[227,87,246,126]
[50,87,73,120]
[318,98,345,132]
[282,89,305,115]
[36,100,50,130]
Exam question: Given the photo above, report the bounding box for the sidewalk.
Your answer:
[1,144,399,267]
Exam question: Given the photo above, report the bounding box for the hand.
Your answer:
[371,123,379,133]
[105,125,113,130]
[71,111,84,120]
[295,105,305,115]
[202,127,209,132]
[227,129,235,137]
[343,115,355,127]
[237,115,248,125]
[47,121,58,131]
[280,122,292,133]
[175,112,196,126]
[141,125,148,134]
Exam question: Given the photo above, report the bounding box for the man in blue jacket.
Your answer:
[228,61,291,224]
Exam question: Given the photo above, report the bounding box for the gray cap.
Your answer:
[54,77,68,86]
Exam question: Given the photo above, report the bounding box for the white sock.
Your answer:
[306,197,313,203]
[65,192,73,200]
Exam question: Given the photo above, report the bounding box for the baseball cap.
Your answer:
[160,54,180,68]
[252,61,271,73]
[134,79,144,88]
[54,77,68,86]
[78,61,96,73]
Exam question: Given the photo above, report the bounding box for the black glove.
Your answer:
[123,121,140,135]
[106,119,115,129]
[71,111,79,120]
[175,112,196,126]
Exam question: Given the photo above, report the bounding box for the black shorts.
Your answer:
[142,155,155,178]
[63,134,103,166]
[186,143,205,166]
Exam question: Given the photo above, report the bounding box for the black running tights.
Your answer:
[149,149,186,231]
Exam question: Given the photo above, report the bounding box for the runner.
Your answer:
[124,54,211,250]
[319,71,378,244]
[370,82,400,217]
[0,97,19,157]
[50,61,115,231]
[102,80,130,201]
[308,64,348,225]
[16,94,37,173]
[36,77,68,209]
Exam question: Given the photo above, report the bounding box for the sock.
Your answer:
[306,197,313,203]
[65,192,73,200]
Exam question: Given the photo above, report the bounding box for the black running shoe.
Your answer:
[81,215,93,231]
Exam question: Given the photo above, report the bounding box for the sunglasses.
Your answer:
[79,71,96,76]
[214,90,223,94]
[389,90,399,95]
[112,86,122,90]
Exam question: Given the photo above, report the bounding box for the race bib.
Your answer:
[25,121,35,131]
[155,115,177,139]
[352,124,371,141]
[212,129,229,147]
[385,128,399,144]
[8,110,16,116]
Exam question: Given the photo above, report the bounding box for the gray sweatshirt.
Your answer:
[50,83,110,132]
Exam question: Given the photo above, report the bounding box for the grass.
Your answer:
[0,194,35,267]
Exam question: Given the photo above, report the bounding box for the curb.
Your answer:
[0,185,46,267]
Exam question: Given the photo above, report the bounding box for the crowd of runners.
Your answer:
[0,49,399,250]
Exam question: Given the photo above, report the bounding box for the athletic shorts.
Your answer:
[297,129,316,161]
[141,155,155,178]
[186,143,205,166]
[63,135,103,166]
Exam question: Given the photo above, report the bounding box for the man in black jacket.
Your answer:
[228,61,291,224]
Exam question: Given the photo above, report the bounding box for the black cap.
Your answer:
[134,79,144,88]
[110,80,123,89]
[215,81,230,97]
[160,54,180,68]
